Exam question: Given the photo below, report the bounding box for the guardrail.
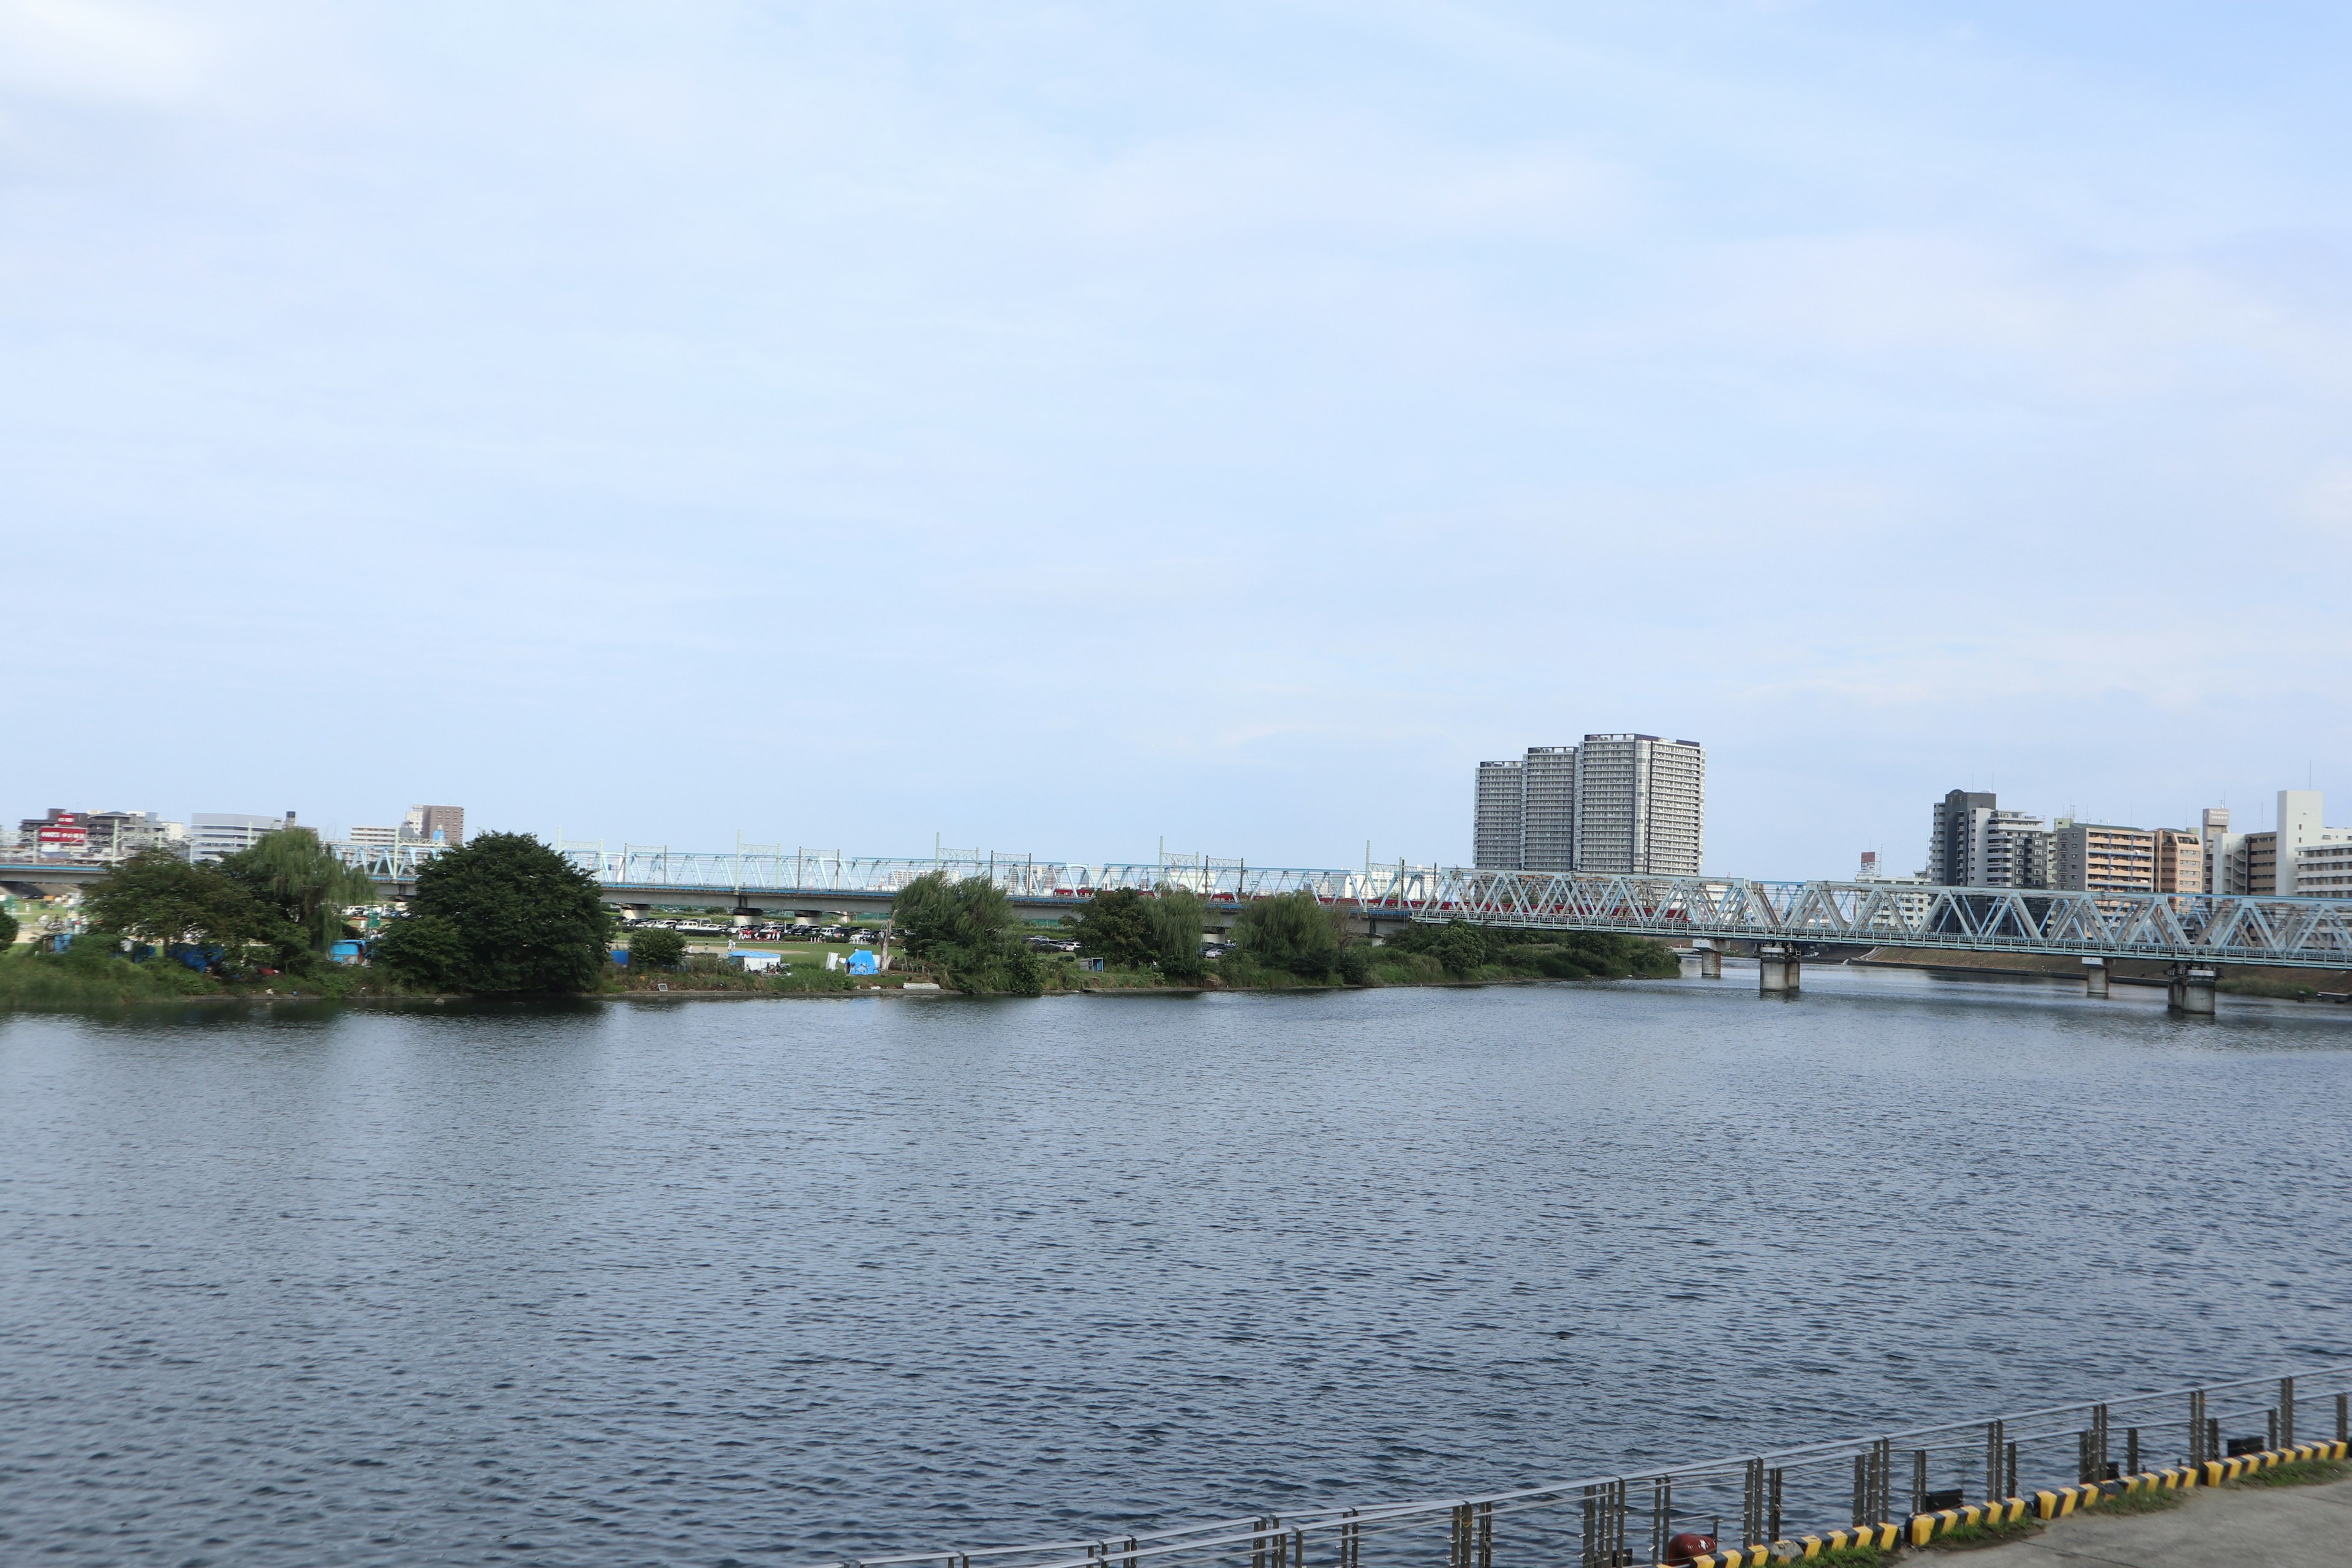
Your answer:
[788,1367,2350,1568]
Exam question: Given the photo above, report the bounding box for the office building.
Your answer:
[1469,734,1705,875]
[349,824,402,849]
[1472,762,1525,871]
[1521,747,1580,872]
[1926,791,2049,888]
[193,812,296,861]
[1574,735,1705,875]
[404,804,466,846]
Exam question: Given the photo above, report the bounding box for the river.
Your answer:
[2,967,2348,1566]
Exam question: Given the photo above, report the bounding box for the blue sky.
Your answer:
[3,2,2346,876]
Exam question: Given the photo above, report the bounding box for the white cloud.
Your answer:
[0,0,211,105]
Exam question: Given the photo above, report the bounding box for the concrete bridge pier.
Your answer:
[2168,966,2218,1016]
[2082,957,2110,998]
[1757,944,1800,995]
[1699,944,1722,980]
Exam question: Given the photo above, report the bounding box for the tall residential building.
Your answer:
[81,811,189,861]
[1574,735,1705,875]
[1927,791,2049,888]
[193,812,296,861]
[404,804,467,846]
[1520,746,1580,872]
[1472,761,1525,871]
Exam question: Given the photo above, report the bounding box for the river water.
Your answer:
[3,968,2350,1567]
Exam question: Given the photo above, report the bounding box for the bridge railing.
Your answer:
[785,1366,2350,1568]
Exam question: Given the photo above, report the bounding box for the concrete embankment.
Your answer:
[1951,1467,2352,1567]
[1683,1444,2350,1568]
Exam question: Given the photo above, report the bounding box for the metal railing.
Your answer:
[790,1366,2351,1568]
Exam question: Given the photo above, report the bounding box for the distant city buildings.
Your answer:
[1912,786,2351,897]
[2203,792,2352,895]
[1472,734,1705,875]
[15,809,189,860]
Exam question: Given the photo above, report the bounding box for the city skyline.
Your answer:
[3,6,2348,877]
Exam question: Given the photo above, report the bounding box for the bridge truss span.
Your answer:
[1429,869,2352,970]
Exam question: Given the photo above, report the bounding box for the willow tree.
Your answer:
[216,827,380,955]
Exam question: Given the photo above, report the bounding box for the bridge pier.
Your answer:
[1757,944,1799,995]
[2082,958,2109,998]
[1699,944,1722,980]
[2167,967,2217,1017]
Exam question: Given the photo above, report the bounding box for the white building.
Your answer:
[192,812,296,861]
[348,825,402,849]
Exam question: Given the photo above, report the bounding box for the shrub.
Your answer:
[630,927,687,969]
[1232,891,1341,979]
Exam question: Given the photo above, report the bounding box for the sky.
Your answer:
[3,1,2347,877]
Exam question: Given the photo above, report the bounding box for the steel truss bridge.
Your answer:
[298,843,2352,971]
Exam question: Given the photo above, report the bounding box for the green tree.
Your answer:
[216,827,379,957]
[892,872,1043,994]
[629,927,687,970]
[1232,889,1342,978]
[1145,886,1208,979]
[373,832,614,993]
[82,848,270,959]
[1068,888,1158,968]
[370,913,469,990]
[0,908,16,948]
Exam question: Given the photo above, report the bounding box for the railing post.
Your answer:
[1768,1468,1783,1542]
[1985,1419,2005,1501]
[1652,1477,1670,1568]
[2188,1390,2207,1467]
[2282,1377,2296,1448]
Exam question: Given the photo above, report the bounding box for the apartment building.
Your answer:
[2203,792,2351,895]
[1926,791,2050,888]
[1472,761,1525,871]
[2051,821,2157,895]
[1469,734,1705,875]
[2152,827,2204,894]
[1575,735,1705,875]
[1520,747,1580,872]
